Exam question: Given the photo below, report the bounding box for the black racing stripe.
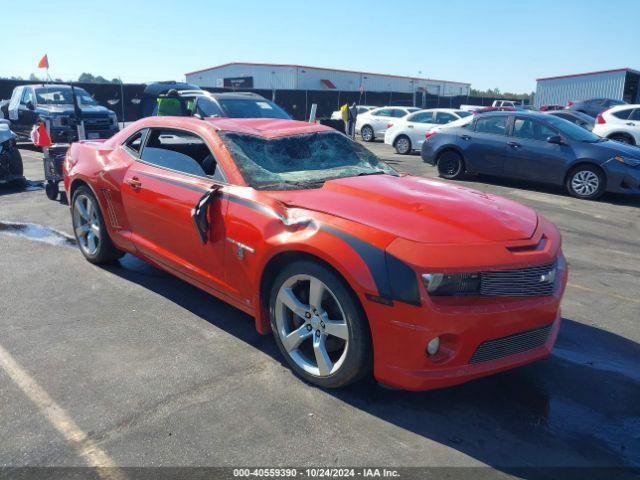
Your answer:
[320,225,421,306]
[219,192,284,221]
[136,171,209,193]
[320,225,392,300]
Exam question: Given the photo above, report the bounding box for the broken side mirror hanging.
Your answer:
[192,185,221,244]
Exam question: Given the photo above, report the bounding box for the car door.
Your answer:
[15,88,38,137]
[461,115,508,175]
[404,111,435,148]
[503,116,570,183]
[120,127,231,293]
[369,108,393,136]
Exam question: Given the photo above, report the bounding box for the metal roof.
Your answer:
[536,68,640,82]
[185,62,471,86]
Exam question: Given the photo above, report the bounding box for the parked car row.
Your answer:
[419,111,640,199]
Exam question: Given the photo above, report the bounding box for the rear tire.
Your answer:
[360,125,374,142]
[71,185,124,263]
[609,134,634,145]
[394,135,412,154]
[566,165,605,200]
[269,260,371,389]
[437,150,465,179]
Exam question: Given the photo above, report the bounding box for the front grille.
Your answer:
[469,324,552,364]
[84,118,112,131]
[480,261,556,297]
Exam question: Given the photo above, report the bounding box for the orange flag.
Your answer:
[37,54,49,69]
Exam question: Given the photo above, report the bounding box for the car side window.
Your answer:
[474,116,507,135]
[512,118,556,141]
[391,109,408,118]
[123,129,147,157]
[408,112,434,123]
[20,88,35,105]
[373,109,391,117]
[140,128,225,181]
[630,109,640,121]
[612,109,632,120]
[435,112,457,125]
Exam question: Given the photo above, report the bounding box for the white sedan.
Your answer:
[384,108,472,154]
[356,106,420,142]
[330,105,376,120]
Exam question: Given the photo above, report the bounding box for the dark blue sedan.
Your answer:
[421,111,640,199]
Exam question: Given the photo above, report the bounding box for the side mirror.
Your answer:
[26,101,35,111]
[547,135,563,145]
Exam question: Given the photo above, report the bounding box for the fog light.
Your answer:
[427,336,440,356]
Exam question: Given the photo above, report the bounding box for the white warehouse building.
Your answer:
[185,62,471,96]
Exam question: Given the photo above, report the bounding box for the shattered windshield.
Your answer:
[219,131,397,190]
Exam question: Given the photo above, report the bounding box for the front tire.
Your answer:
[566,165,605,199]
[269,261,371,389]
[360,125,374,142]
[437,150,465,179]
[71,185,123,263]
[394,135,412,154]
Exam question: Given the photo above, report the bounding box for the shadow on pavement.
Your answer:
[104,254,640,479]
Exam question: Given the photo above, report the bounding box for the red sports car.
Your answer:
[64,116,567,391]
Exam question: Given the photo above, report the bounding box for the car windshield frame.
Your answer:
[219,130,398,190]
[34,87,98,106]
[542,114,602,142]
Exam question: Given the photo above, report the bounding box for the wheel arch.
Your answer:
[606,131,636,145]
[435,146,465,165]
[256,249,368,335]
[69,177,94,201]
[393,133,411,148]
[564,160,607,187]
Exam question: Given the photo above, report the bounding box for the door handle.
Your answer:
[408,125,414,128]
[508,141,521,148]
[626,122,636,126]
[127,177,142,190]
[461,134,471,140]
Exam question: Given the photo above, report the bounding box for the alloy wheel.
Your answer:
[274,274,349,377]
[571,170,600,197]
[361,126,373,142]
[396,137,411,154]
[73,194,101,256]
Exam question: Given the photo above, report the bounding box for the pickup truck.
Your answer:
[0,84,119,143]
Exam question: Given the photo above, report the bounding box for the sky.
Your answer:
[2,0,638,93]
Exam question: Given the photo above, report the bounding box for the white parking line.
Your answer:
[0,343,126,479]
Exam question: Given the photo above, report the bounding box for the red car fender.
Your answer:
[252,224,391,334]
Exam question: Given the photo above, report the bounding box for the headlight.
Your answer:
[614,155,640,167]
[422,272,480,296]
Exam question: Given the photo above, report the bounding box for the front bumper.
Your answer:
[365,223,567,391]
[603,159,640,195]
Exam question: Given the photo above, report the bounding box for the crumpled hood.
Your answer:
[37,104,112,116]
[267,175,538,244]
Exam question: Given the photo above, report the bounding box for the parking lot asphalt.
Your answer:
[0,143,639,478]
